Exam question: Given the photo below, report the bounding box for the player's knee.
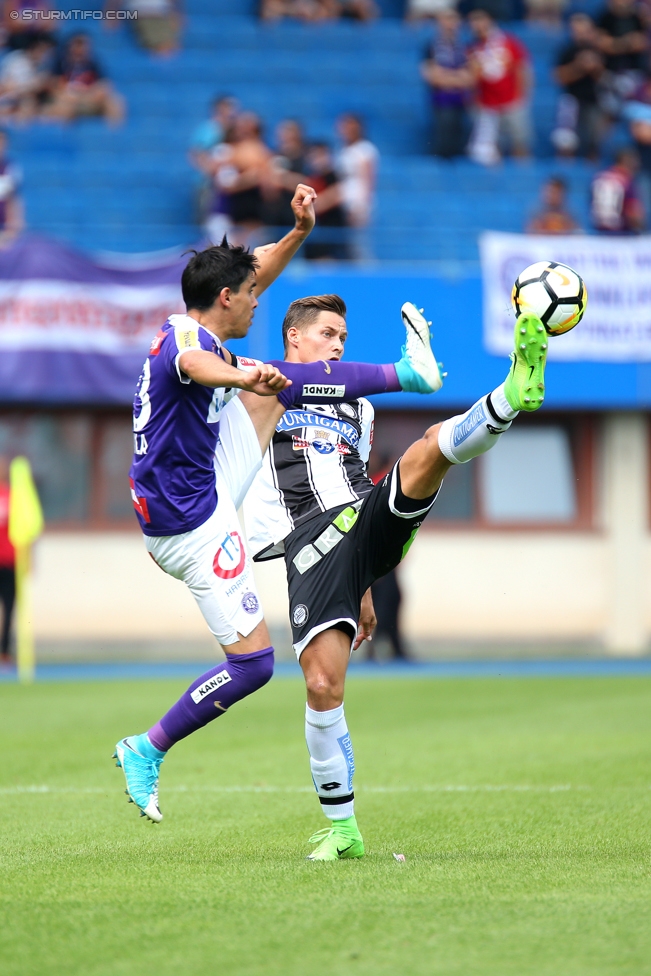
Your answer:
[250,649,275,690]
[227,647,274,694]
[304,668,344,706]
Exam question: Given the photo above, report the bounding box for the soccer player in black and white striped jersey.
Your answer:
[242,293,549,860]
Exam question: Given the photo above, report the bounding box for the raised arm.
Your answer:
[252,183,317,296]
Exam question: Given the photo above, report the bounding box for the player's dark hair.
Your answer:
[282,294,347,351]
[181,239,258,312]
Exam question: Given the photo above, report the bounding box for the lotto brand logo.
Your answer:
[292,604,309,627]
[302,384,346,398]
[241,591,260,614]
[453,402,486,447]
[190,670,232,704]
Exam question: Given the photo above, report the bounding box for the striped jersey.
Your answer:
[244,398,374,560]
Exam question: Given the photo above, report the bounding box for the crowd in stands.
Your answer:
[0,12,123,124]
[189,100,379,259]
[421,0,651,168]
[260,0,379,23]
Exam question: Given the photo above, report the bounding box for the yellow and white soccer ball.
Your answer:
[511,261,587,335]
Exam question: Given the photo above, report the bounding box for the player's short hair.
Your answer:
[281,294,347,351]
[181,239,258,312]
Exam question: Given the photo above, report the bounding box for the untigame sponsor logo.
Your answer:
[337,733,355,791]
[453,402,486,447]
[190,670,232,704]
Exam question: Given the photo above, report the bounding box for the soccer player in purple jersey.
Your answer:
[114,184,445,823]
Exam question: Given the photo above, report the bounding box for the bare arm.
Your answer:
[177,350,289,395]
[253,183,317,296]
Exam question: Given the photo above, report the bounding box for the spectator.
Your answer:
[467,9,532,166]
[553,14,605,159]
[106,0,182,56]
[596,0,648,114]
[260,0,336,22]
[0,456,15,668]
[421,10,473,158]
[0,34,55,122]
[524,0,566,28]
[624,74,651,174]
[336,113,379,259]
[189,95,238,222]
[260,0,376,19]
[205,111,272,247]
[0,131,24,247]
[1,1,57,51]
[337,0,378,19]
[189,95,238,160]
[590,148,645,232]
[263,119,308,232]
[304,141,349,260]
[407,0,459,22]
[527,177,581,234]
[46,34,124,125]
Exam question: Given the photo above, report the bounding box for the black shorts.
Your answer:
[283,463,436,656]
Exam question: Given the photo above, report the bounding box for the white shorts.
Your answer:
[145,396,264,647]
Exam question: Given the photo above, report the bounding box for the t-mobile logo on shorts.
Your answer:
[302,384,345,397]
[190,670,232,703]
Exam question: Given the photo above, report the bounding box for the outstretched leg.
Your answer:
[399,312,548,500]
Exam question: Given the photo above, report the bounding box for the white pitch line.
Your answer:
[0,784,587,796]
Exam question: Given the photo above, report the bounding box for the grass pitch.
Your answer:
[0,675,650,976]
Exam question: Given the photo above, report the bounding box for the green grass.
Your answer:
[0,676,650,976]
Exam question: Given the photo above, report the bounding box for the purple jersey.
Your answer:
[129,314,239,537]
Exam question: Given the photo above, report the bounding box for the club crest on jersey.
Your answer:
[241,591,260,614]
[338,403,356,419]
[213,531,246,580]
[292,604,309,627]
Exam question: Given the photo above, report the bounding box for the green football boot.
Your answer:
[503,313,548,413]
[306,815,365,861]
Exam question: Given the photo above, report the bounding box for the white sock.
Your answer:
[305,704,355,821]
[438,383,518,464]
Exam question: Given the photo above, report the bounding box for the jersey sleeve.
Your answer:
[164,321,214,384]
[357,398,375,465]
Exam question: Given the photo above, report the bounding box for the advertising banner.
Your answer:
[0,235,185,403]
[480,231,651,362]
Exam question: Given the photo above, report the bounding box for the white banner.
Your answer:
[480,231,651,362]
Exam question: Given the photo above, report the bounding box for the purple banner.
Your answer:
[0,235,187,404]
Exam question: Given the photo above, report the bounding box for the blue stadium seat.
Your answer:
[5,3,602,256]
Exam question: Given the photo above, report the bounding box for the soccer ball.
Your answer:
[511,261,587,336]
